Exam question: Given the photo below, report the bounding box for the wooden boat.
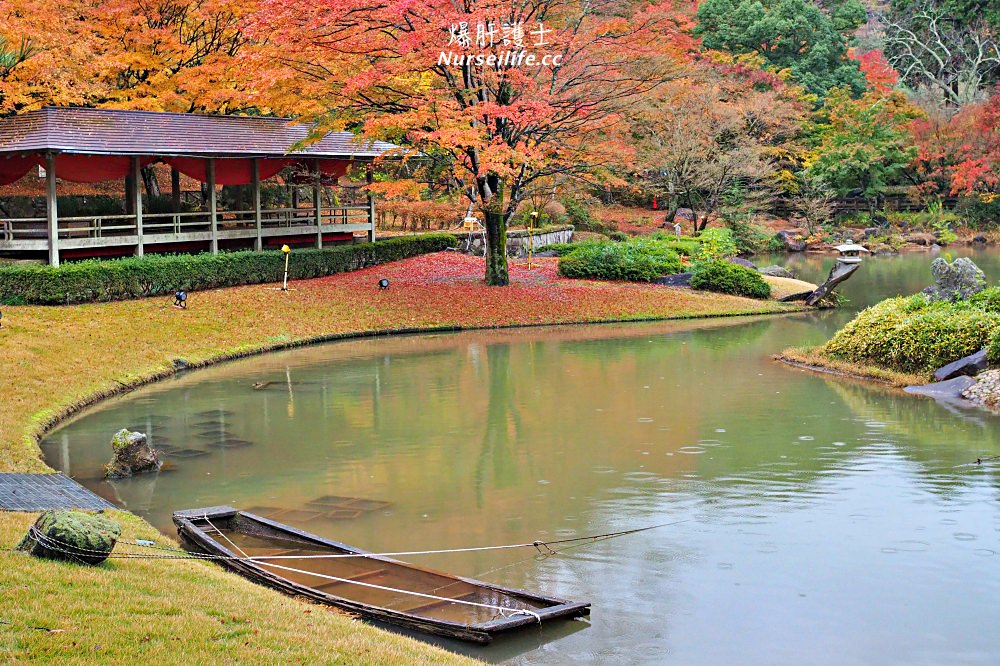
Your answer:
[172,506,590,644]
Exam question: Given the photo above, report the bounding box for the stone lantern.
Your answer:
[834,243,871,265]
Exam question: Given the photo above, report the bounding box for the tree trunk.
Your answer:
[141,166,160,198]
[484,208,509,286]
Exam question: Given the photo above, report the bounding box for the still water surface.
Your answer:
[43,249,1000,664]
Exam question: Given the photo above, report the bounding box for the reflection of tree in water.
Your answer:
[682,318,773,354]
[824,377,1000,492]
[474,344,525,508]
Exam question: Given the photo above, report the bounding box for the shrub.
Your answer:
[695,228,737,262]
[724,216,770,255]
[558,238,682,282]
[540,242,582,256]
[957,194,1000,230]
[649,231,701,257]
[689,260,771,299]
[988,330,1000,366]
[0,233,456,305]
[559,197,595,228]
[822,294,1000,374]
[969,287,1000,313]
[607,230,630,242]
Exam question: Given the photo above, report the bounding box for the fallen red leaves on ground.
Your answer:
[290,251,791,329]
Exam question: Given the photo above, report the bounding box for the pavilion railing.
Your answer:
[1,216,47,241]
[1,204,373,244]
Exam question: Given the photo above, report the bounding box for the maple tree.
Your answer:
[249,0,696,285]
[911,90,1000,197]
[632,53,808,231]
[850,48,900,94]
[0,0,256,115]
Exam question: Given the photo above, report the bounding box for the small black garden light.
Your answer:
[173,290,187,309]
[378,278,390,290]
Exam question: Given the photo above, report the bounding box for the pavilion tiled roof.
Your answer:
[0,107,400,159]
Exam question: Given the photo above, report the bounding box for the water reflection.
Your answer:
[41,249,1000,665]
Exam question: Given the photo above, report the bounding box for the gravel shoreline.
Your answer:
[962,369,1000,409]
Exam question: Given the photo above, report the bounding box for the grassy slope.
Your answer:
[0,252,802,664]
[0,512,460,664]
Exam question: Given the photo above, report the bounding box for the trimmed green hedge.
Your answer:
[558,238,682,282]
[0,233,456,305]
[823,289,1000,374]
[689,260,771,299]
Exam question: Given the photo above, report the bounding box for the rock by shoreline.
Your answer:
[962,369,1000,410]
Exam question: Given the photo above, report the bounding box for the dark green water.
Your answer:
[43,248,1000,664]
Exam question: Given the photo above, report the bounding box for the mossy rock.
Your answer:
[106,428,161,478]
[16,510,122,565]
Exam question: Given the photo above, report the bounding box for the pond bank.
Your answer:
[0,252,804,665]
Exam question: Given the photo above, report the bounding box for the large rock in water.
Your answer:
[726,256,758,270]
[17,510,121,565]
[922,257,987,302]
[760,265,795,279]
[933,349,988,381]
[105,429,161,479]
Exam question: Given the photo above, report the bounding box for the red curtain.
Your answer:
[0,154,351,186]
[47,155,146,183]
[0,154,156,185]
[318,160,351,180]
[166,157,295,185]
[0,156,37,186]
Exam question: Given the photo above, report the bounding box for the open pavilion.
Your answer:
[0,107,400,265]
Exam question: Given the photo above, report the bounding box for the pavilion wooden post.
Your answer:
[171,167,181,212]
[252,158,263,252]
[366,163,376,243]
[132,157,144,257]
[45,153,60,267]
[208,158,218,254]
[314,159,323,249]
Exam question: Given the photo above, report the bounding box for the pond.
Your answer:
[42,248,1000,664]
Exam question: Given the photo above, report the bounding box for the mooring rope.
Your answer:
[5,519,688,625]
[11,520,687,563]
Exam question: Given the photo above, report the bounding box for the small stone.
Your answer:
[904,232,935,246]
[973,235,987,244]
[105,429,162,479]
[17,510,121,565]
[655,272,693,287]
[172,358,190,370]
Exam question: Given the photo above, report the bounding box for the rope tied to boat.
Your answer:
[9,520,690,562]
[6,519,690,627]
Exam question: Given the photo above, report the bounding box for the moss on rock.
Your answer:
[17,510,121,565]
